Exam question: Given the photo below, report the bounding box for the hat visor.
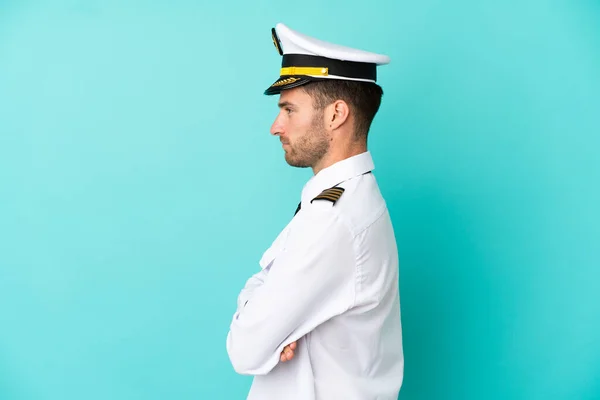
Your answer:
[264,76,318,95]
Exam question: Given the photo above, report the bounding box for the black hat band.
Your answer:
[281,54,377,81]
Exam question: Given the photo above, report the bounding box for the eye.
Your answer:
[285,108,293,115]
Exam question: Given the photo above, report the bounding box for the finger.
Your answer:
[290,342,297,350]
[285,349,294,360]
[280,347,290,361]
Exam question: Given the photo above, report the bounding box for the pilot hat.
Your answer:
[265,23,390,95]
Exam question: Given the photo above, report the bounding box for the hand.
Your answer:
[280,341,297,363]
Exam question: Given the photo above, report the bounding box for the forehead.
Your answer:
[279,86,313,106]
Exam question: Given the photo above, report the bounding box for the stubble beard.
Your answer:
[284,112,330,168]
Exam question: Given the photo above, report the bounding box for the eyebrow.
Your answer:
[278,101,295,109]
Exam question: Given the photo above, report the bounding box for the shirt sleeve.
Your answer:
[235,269,268,312]
[226,207,356,375]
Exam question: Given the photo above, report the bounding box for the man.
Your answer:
[226,23,404,400]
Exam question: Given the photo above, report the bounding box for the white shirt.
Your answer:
[226,151,404,400]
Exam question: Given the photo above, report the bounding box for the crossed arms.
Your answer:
[226,209,356,375]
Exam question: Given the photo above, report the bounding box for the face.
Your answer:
[270,87,329,168]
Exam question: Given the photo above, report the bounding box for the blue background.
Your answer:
[1,0,599,399]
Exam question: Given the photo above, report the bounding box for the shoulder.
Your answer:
[306,173,387,236]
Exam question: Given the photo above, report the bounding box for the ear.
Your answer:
[326,100,350,131]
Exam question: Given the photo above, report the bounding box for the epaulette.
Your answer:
[310,186,345,205]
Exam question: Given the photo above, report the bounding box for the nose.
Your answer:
[270,113,284,136]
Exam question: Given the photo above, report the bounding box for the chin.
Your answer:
[284,154,295,166]
[285,155,310,168]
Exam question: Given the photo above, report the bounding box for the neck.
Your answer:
[312,140,367,175]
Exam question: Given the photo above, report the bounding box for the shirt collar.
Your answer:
[301,151,375,204]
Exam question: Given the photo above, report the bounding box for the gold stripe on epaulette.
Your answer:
[319,189,344,197]
[319,191,342,198]
[311,186,345,205]
[323,188,344,194]
[321,187,344,193]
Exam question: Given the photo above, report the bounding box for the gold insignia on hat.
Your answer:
[311,187,345,205]
[271,77,301,87]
